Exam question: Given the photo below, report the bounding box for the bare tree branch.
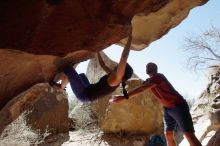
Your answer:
[182,25,220,71]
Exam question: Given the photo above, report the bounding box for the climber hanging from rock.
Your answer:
[52,25,133,102]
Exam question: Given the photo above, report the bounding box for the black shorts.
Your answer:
[163,101,194,132]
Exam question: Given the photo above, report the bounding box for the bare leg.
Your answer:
[54,73,69,89]
[53,61,80,91]
[60,77,69,90]
[165,131,176,146]
[184,132,202,146]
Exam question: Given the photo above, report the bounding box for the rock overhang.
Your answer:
[0,0,208,57]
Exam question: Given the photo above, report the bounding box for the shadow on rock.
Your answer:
[39,133,70,146]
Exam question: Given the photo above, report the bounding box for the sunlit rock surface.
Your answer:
[0,83,69,135]
[180,67,220,146]
[86,52,163,133]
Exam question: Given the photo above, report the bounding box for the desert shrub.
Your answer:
[68,99,97,130]
[0,111,50,146]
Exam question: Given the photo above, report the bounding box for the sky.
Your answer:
[69,0,220,100]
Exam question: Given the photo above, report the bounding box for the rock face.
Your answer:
[25,84,69,135]
[207,128,220,146]
[98,79,163,134]
[0,49,94,110]
[120,0,209,50]
[210,96,220,128]
[86,52,163,134]
[0,83,69,135]
[0,49,58,110]
[0,0,208,56]
[207,67,220,94]
[180,67,220,146]
[179,95,220,146]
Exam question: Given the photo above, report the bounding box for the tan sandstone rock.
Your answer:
[0,83,69,135]
[0,49,94,110]
[0,49,58,110]
[87,52,163,134]
[180,75,220,146]
[207,128,220,146]
[0,0,208,55]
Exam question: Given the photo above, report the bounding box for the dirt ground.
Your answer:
[40,129,150,146]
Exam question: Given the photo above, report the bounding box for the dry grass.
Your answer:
[0,111,50,146]
[68,97,97,130]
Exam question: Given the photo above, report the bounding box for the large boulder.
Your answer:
[0,0,208,55]
[0,83,69,135]
[0,49,93,110]
[0,49,58,110]
[98,79,164,134]
[86,52,163,134]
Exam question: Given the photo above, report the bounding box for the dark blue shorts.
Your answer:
[163,101,194,132]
